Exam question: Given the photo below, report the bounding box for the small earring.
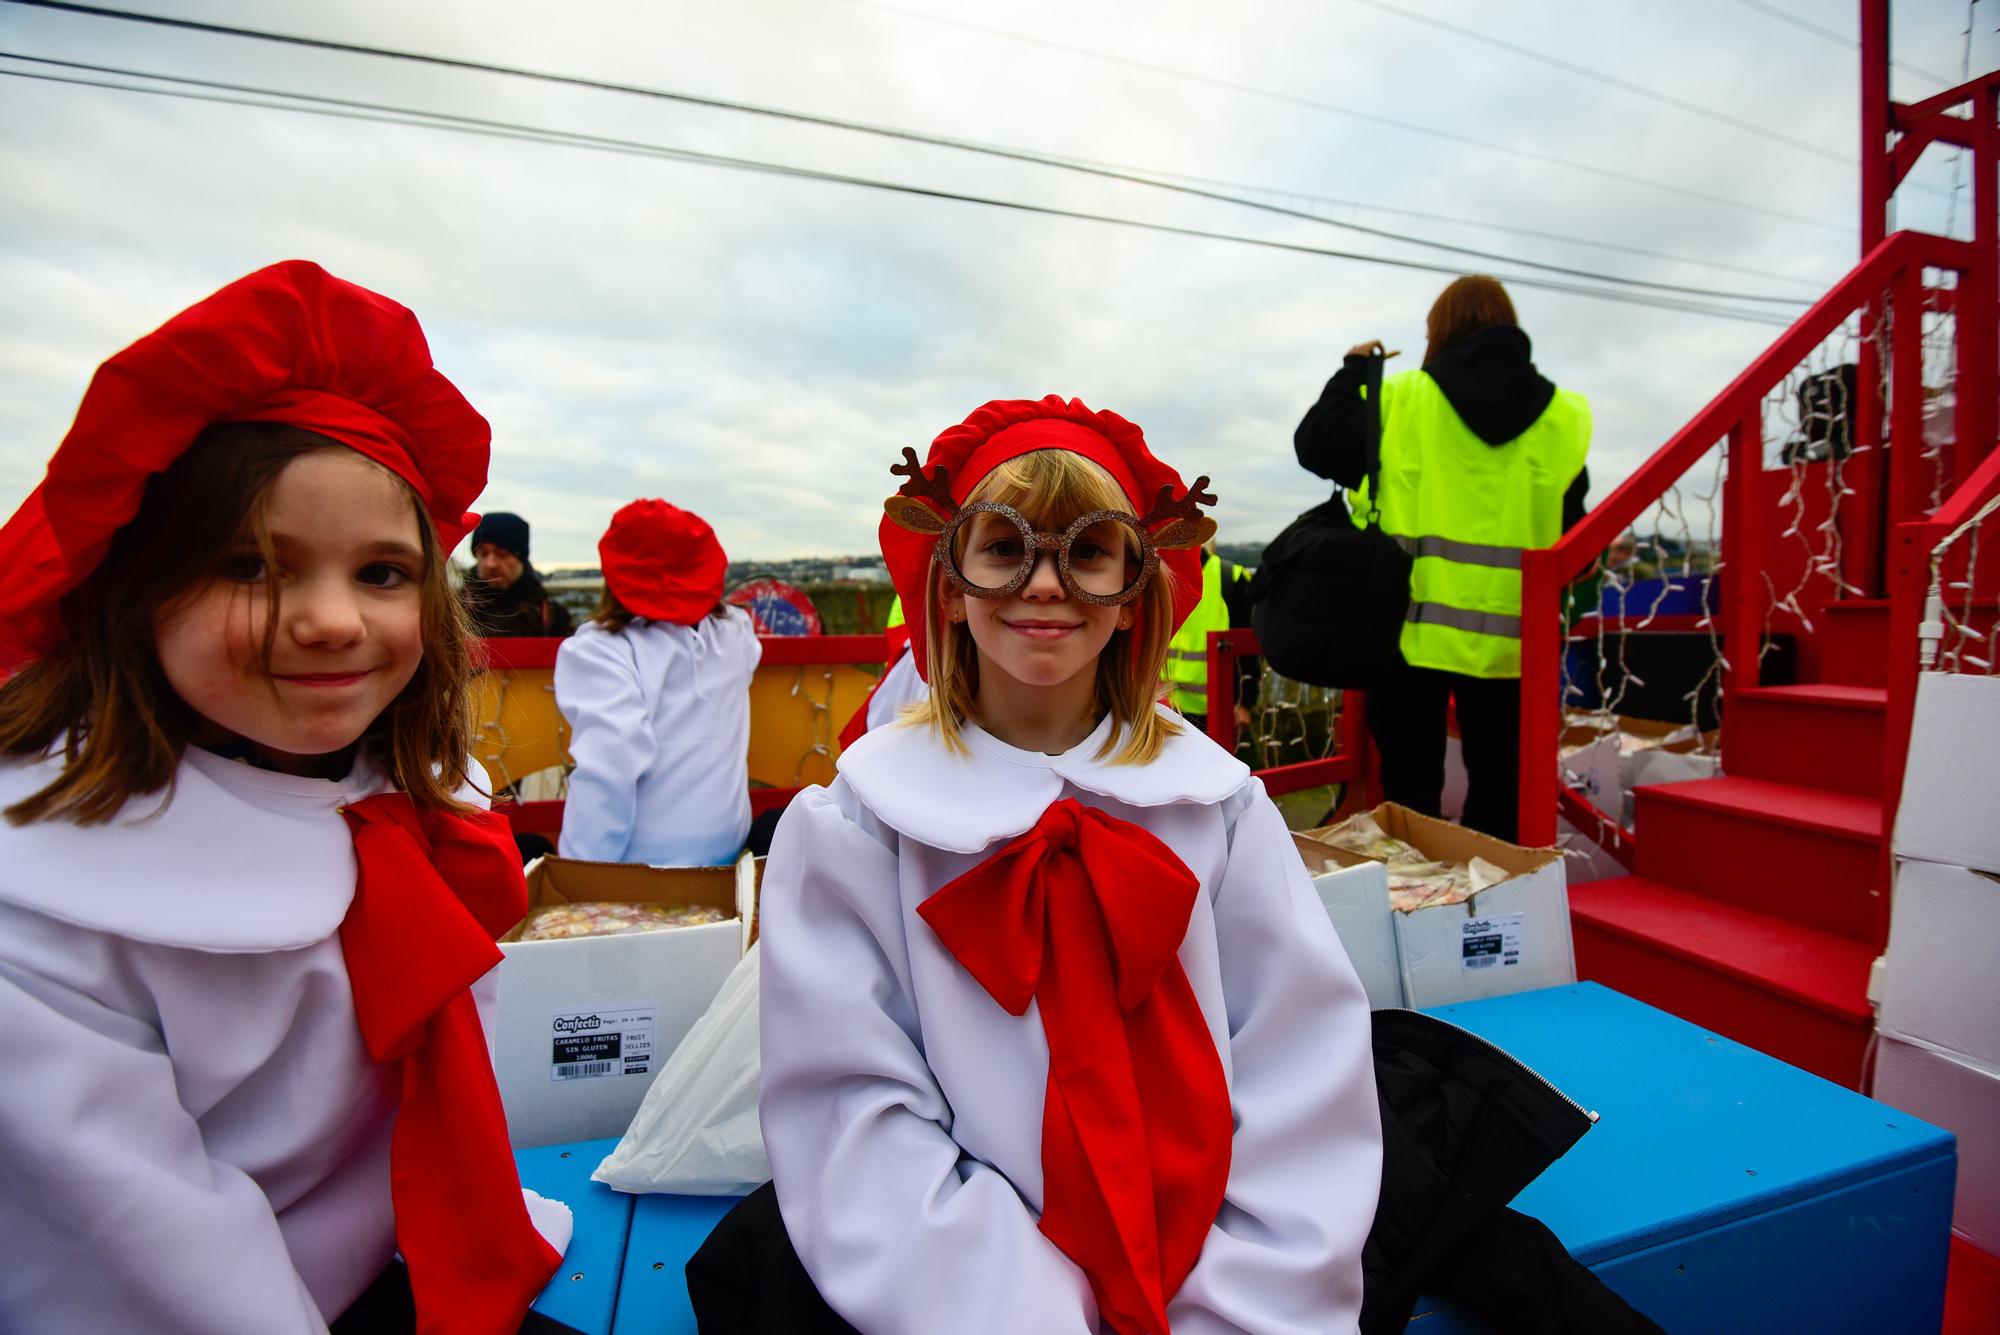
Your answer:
[1117,612,1133,630]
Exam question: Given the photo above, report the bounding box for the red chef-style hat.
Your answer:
[0,260,491,667]
[880,395,1211,682]
[599,500,728,626]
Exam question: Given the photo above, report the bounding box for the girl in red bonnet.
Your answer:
[554,499,762,865]
[0,262,572,1334]
[753,397,1382,1334]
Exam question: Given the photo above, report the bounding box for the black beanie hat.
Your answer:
[472,511,530,561]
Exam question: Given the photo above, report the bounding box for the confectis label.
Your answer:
[548,1004,657,1082]
[1460,914,1524,972]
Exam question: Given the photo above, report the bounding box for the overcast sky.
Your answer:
[2,0,1993,566]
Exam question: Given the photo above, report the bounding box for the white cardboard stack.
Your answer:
[1291,837,1402,1008]
[1296,803,1574,1010]
[493,853,759,1149]
[1875,670,2000,1252]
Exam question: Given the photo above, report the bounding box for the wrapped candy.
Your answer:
[515,901,731,942]
[1315,813,1512,912]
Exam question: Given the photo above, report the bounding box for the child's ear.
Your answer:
[940,586,967,625]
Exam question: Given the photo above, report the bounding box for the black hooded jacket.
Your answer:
[462,565,575,639]
[1295,326,1589,531]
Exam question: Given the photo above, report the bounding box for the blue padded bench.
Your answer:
[518,982,1957,1333]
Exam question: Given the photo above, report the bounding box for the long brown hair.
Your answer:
[0,422,478,824]
[1424,274,1519,366]
[912,449,1180,766]
[589,587,728,632]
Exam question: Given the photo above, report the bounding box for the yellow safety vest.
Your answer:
[1164,555,1249,715]
[1350,369,1590,678]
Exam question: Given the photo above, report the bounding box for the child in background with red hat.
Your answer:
[749,397,1381,1334]
[0,262,572,1335]
[554,499,762,865]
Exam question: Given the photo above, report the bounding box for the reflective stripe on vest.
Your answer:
[1390,534,1525,570]
[1405,600,1523,639]
[1353,367,1589,678]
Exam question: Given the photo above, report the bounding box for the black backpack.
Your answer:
[1250,354,1412,690]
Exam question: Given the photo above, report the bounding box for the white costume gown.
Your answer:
[555,610,763,866]
[759,706,1382,1334]
[0,746,559,1334]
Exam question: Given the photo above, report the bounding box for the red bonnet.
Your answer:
[879,395,1206,681]
[0,260,489,667]
[598,499,728,626]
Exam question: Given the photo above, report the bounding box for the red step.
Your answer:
[1819,600,1889,688]
[1634,776,1885,942]
[1571,874,1875,1087]
[1722,684,1886,798]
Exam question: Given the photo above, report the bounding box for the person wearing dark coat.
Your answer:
[462,511,575,639]
[1294,275,1590,842]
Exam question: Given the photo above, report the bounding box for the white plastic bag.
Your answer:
[592,943,768,1195]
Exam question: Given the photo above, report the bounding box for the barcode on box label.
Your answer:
[553,1061,615,1080]
[1460,914,1524,973]
[548,1003,658,1083]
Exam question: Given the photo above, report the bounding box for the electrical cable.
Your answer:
[5,0,1854,237]
[0,48,1817,306]
[0,62,1799,327]
[836,0,1852,233]
[1721,0,1959,85]
[1017,152,1836,289]
[1347,0,1851,165]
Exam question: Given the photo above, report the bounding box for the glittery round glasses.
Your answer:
[881,447,1217,607]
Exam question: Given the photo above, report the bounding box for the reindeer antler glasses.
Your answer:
[883,447,1218,607]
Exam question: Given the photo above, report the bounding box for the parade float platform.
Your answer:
[514,982,1957,1334]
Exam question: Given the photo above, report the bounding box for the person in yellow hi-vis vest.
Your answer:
[1294,274,1590,841]
[1163,543,1257,739]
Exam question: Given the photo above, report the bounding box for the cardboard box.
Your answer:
[1873,1030,2000,1252]
[1300,804,1575,1009]
[494,853,758,1149]
[1291,834,1403,1009]
[1895,671,2000,873]
[1880,857,2000,1070]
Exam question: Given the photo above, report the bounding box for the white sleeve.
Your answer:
[1169,781,1382,1335]
[758,786,1099,1335]
[553,630,656,862]
[0,923,329,1335]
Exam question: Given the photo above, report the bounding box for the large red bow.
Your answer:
[339,794,558,1335]
[918,799,1231,1335]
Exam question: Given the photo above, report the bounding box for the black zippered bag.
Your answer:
[1250,351,1411,689]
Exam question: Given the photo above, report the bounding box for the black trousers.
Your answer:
[1364,661,1522,843]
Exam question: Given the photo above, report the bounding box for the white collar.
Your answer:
[0,746,391,952]
[836,704,1249,854]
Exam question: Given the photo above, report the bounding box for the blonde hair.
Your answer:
[909,449,1182,765]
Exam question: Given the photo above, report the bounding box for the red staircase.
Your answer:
[1516,36,1999,1090]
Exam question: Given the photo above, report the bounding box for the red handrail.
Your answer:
[1519,229,1983,846]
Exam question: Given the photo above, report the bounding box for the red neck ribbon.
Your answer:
[338,794,559,1335]
[918,798,1232,1335]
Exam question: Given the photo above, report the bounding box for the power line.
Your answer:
[1348,0,1849,165]
[1720,0,1959,85]
[837,0,1851,234]
[0,45,1818,307]
[1029,154,1836,290]
[0,62,1798,328]
[7,0,1854,238]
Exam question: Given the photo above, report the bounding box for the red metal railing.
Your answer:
[1519,230,1984,848]
[486,627,1367,831]
[1201,628,1370,800]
